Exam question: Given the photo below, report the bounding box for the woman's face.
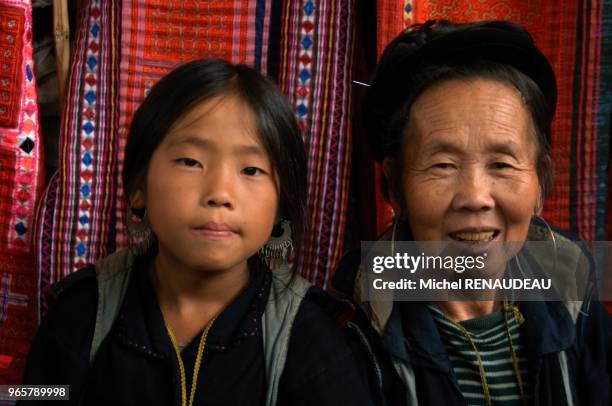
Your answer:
[385,78,541,243]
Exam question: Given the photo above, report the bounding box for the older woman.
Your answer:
[335,20,611,405]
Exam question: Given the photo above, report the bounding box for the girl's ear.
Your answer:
[129,188,146,209]
[382,156,402,217]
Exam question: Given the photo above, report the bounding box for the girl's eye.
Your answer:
[242,167,264,176]
[176,158,202,168]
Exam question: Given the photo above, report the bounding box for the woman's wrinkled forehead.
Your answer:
[404,78,537,158]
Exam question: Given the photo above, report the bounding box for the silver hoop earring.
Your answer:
[390,220,399,256]
[532,214,558,275]
[259,220,293,269]
[126,207,154,256]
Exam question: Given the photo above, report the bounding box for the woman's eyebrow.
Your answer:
[419,139,523,157]
[420,139,464,154]
[488,140,522,156]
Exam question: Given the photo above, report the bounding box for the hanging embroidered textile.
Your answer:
[36,0,355,332]
[0,0,44,384]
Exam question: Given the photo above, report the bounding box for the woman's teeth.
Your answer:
[453,231,495,241]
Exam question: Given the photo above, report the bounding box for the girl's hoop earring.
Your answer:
[126,207,154,256]
[258,220,293,269]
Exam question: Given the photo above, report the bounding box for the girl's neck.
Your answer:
[152,252,250,305]
[149,248,251,344]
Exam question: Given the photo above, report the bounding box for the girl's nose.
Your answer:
[206,196,233,209]
[450,168,495,212]
[202,168,234,209]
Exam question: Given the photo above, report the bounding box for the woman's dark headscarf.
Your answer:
[365,20,558,199]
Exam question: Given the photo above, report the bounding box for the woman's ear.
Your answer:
[534,191,543,216]
[382,156,402,217]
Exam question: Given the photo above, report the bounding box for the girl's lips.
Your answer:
[192,228,238,240]
[192,222,239,240]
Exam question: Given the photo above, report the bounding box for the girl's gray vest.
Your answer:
[90,250,310,406]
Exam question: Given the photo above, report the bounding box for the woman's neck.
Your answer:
[436,300,502,323]
[149,248,251,345]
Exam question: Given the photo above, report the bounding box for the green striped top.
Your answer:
[428,304,530,405]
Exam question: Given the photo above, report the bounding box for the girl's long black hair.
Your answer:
[122,59,308,274]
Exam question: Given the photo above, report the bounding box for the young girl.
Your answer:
[20,59,381,405]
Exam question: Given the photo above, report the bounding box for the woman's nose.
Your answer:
[451,168,495,211]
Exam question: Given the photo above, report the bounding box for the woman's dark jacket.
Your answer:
[333,223,612,405]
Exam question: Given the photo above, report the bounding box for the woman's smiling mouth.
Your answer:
[449,229,500,242]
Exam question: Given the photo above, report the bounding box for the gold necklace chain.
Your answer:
[164,316,217,406]
[451,301,525,406]
[502,301,526,404]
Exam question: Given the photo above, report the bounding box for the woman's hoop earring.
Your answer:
[258,220,293,269]
[390,219,399,256]
[126,207,154,256]
[532,214,558,275]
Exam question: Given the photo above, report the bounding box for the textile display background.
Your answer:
[0,0,44,384]
[14,0,610,384]
[35,0,354,332]
[369,0,612,241]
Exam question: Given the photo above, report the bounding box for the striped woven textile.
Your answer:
[35,0,121,317]
[276,1,355,286]
[0,0,44,384]
[35,0,355,329]
[369,0,612,242]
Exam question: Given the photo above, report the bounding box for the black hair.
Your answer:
[122,58,307,271]
[365,20,555,203]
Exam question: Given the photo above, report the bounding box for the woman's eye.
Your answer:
[242,167,264,176]
[176,158,202,168]
[491,162,513,170]
[431,163,455,170]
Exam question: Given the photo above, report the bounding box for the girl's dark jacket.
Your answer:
[19,254,388,405]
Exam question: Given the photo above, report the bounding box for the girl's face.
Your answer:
[384,78,541,243]
[133,95,278,274]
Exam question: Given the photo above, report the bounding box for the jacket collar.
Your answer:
[380,297,577,374]
[369,221,582,371]
[518,300,575,355]
[112,255,271,359]
[383,301,452,372]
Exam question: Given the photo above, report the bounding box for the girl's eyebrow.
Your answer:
[167,135,268,157]
[235,144,268,158]
[166,135,207,148]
